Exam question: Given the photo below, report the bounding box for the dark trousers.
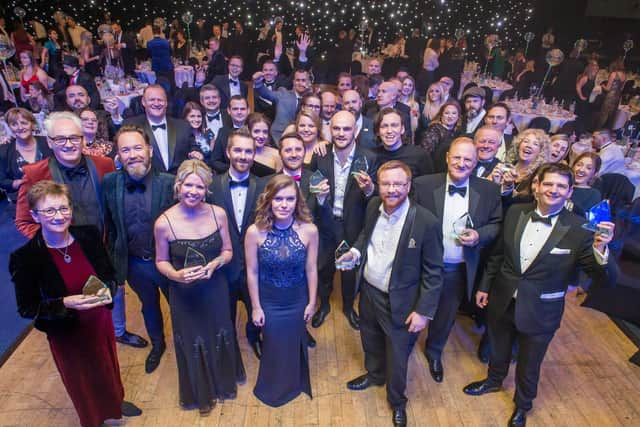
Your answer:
[425,263,467,360]
[127,256,170,347]
[359,281,418,410]
[487,299,555,411]
[318,217,356,311]
[229,274,260,343]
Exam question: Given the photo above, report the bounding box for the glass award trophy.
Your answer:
[351,156,369,176]
[582,200,612,234]
[452,212,474,238]
[309,170,326,193]
[184,246,208,268]
[335,240,355,270]
[82,275,111,302]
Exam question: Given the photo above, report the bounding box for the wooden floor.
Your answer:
[0,285,639,427]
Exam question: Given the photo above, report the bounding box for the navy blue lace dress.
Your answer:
[254,223,312,407]
[164,210,246,412]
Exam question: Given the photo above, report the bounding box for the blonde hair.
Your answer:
[5,107,36,128]
[173,159,213,199]
[254,175,312,230]
[506,128,551,178]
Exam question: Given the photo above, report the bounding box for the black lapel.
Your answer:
[389,204,417,285]
[513,209,532,275]
[115,171,126,232]
[149,170,162,218]
[325,151,336,203]
[300,168,311,199]
[84,157,104,224]
[242,175,257,232]
[48,157,64,183]
[433,180,446,223]
[221,172,239,232]
[166,118,177,168]
[143,120,164,172]
[469,178,480,223]
[527,209,571,273]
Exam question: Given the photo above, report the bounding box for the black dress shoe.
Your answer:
[121,401,142,417]
[463,379,502,396]
[312,305,330,328]
[425,355,443,383]
[392,408,407,427]
[508,408,527,426]
[145,344,166,373]
[249,338,263,359]
[346,373,384,391]
[345,309,360,330]
[116,331,148,348]
[306,330,316,348]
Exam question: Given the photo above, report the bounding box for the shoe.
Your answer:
[508,407,527,426]
[199,401,215,417]
[312,304,330,328]
[116,331,148,348]
[425,354,443,383]
[392,408,407,427]
[463,379,502,396]
[306,330,316,348]
[249,338,263,359]
[145,344,166,373]
[345,309,360,330]
[121,401,142,417]
[477,335,490,364]
[346,373,384,391]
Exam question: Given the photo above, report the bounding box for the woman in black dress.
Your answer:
[570,152,602,216]
[575,61,598,130]
[248,112,282,177]
[245,174,318,407]
[154,159,245,416]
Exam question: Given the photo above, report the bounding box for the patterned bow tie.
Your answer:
[448,184,467,197]
[64,165,87,179]
[151,123,166,131]
[531,211,557,225]
[229,178,249,188]
[126,181,146,193]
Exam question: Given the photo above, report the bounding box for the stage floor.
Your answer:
[0,285,638,427]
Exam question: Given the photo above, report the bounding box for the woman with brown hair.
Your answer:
[419,99,463,172]
[245,174,318,407]
[18,50,49,103]
[247,112,283,176]
[570,151,603,216]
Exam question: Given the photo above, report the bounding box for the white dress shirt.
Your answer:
[598,142,625,176]
[228,169,250,232]
[229,74,241,97]
[148,118,169,169]
[465,109,486,134]
[496,134,508,162]
[442,176,469,264]
[332,145,356,218]
[205,110,223,137]
[364,198,410,293]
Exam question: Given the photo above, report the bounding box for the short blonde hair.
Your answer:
[173,160,213,199]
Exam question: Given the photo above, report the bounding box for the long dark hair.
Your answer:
[254,175,312,230]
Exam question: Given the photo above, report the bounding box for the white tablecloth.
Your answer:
[135,65,195,88]
[505,100,576,133]
[613,105,640,130]
[472,78,513,102]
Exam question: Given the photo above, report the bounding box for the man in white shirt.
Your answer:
[199,84,225,137]
[483,103,514,162]
[339,160,443,427]
[593,128,625,175]
[320,90,338,141]
[464,163,617,427]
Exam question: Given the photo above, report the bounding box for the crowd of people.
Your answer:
[0,11,633,427]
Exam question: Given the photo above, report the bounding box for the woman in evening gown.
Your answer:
[596,59,626,129]
[245,174,319,407]
[154,160,245,416]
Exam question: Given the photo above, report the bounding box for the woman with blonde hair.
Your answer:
[154,160,245,416]
[421,82,447,126]
[398,75,419,138]
[295,111,328,165]
[79,31,100,76]
[245,174,318,407]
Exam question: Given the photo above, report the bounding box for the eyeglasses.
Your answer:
[34,206,72,217]
[379,182,409,189]
[48,135,83,145]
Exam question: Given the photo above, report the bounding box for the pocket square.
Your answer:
[550,247,571,255]
[540,291,566,300]
[408,238,416,249]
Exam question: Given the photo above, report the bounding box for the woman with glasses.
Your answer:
[79,107,114,158]
[9,181,141,427]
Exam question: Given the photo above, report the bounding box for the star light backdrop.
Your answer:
[5,0,535,54]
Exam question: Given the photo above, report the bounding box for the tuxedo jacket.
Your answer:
[353,198,444,325]
[413,174,502,298]
[309,146,377,244]
[15,156,115,238]
[254,85,299,143]
[363,101,413,140]
[211,74,249,109]
[102,169,176,284]
[9,225,117,335]
[474,157,502,178]
[357,115,377,150]
[123,115,195,174]
[205,50,227,82]
[208,171,266,283]
[479,203,618,335]
[254,75,291,120]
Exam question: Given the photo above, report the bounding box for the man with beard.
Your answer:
[462,87,487,135]
[483,103,514,161]
[62,85,118,139]
[102,125,175,372]
[342,90,376,149]
[254,59,291,121]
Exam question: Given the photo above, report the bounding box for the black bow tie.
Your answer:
[64,165,87,179]
[448,184,467,197]
[531,211,557,225]
[151,123,166,131]
[126,181,146,193]
[230,79,239,86]
[229,177,249,188]
[207,113,220,121]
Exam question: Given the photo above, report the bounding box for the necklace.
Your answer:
[48,233,73,263]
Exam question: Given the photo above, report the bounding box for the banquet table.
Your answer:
[135,64,196,88]
[472,78,513,102]
[96,79,146,115]
[505,99,576,133]
[613,104,639,130]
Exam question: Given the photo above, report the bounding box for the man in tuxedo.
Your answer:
[339,160,443,427]
[342,90,376,149]
[205,38,227,81]
[210,56,249,109]
[209,95,249,173]
[123,85,197,174]
[363,81,413,141]
[199,84,228,138]
[309,111,377,330]
[208,129,266,358]
[463,163,618,426]
[593,129,625,175]
[367,59,382,77]
[112,22,137,76]
[462,87,486,135]
[254,59,291,120]
[413,137,502,383]
[473,126,503,178]
[61,56,101,109]
[373,108,432,178]
[320,90,338,141]
[103,125,176,372]
[483,103,514,161]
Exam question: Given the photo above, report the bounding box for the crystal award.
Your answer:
[309,170,326,193]
[335,240,355,270]
[82,275,111,302]
[351,156,369,176]
[452,212,474,238]
[184,246,208,268]
[582,200,612,234]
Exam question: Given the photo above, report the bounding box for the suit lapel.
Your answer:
[221,172,239,233]
[468,181,480,222]
[513,209,532,275]
[241,176,257,232]
[166,118,177,168]
[150,171,162,218]
[391,205,417,278]
[527,210,571,273]
[433,181,446,224]
[115,172,126,232]
[143,120,164,171]
[325,152,336,203]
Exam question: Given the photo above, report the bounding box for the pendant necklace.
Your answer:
[51,233,72,263]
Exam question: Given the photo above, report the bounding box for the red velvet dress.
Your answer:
[47,241,124,427]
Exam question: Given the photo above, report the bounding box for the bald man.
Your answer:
[363,81,413,141]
